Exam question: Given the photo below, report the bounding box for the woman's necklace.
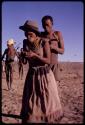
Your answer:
[32,37,40,50]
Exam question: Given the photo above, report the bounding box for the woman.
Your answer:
[41,15,64,82]
[19,20,63,123]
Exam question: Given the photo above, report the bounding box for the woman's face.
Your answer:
[26,31,37,43]
[43,19,53,33]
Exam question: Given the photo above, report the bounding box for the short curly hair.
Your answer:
[42,15,53,28]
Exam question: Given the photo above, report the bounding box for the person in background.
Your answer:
[19,20,63,123]
[1,39,17,90]
[41,15,64,82]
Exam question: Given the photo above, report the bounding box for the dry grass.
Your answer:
[1,62,84,123]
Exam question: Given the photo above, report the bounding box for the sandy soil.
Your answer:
[1,62,84,123]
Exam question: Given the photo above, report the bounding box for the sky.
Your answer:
[2,1,84,62]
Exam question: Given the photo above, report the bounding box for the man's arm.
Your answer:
[1,49,7,60]
[51,31,64,54]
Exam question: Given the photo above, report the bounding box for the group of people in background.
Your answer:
[2,15,64,123]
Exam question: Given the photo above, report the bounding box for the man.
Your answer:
[2,39,17,90]
[41,15,64,81]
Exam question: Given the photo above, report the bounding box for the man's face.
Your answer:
[7,44,13,48]
[26,31,37,43]
[43,19,53,33]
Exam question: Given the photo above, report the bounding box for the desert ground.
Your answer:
[1,61,84,123]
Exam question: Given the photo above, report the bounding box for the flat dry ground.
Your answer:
[1,62,84,123]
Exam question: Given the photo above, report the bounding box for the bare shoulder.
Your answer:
[4,48,8,53]
[55,31,62,36]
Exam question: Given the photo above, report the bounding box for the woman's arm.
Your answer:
[36,40,51,64]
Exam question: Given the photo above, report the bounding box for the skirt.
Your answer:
[20,64,63,123]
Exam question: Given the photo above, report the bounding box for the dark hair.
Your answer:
[42,15,53,28]
[24,29,40,37]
